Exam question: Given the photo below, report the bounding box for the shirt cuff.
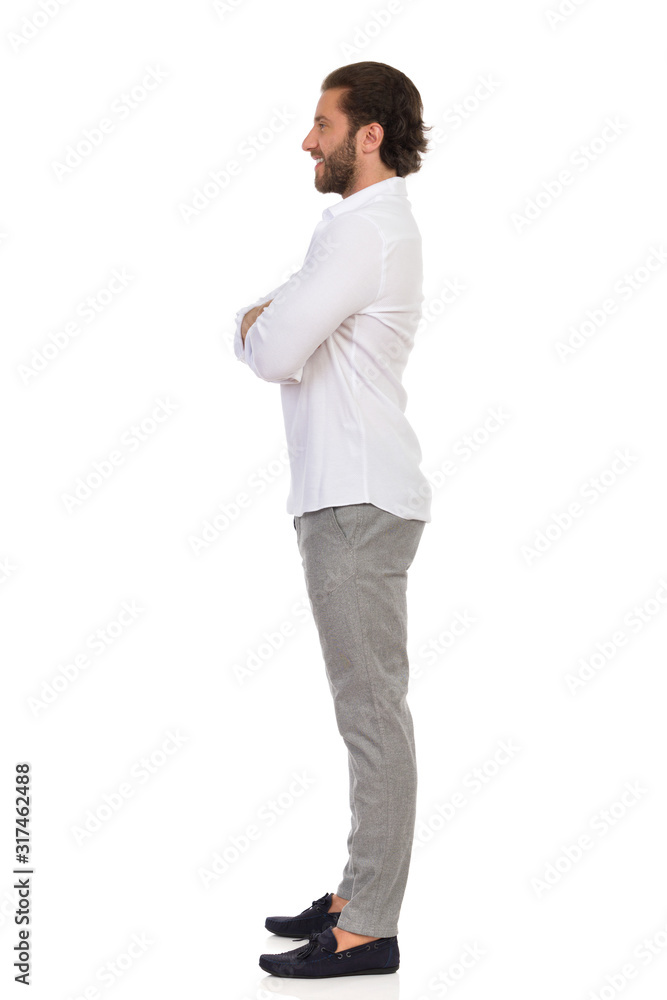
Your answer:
[234,304,303,383]
[233,307,247,362]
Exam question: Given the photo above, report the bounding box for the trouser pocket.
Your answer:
[329,505,359,548]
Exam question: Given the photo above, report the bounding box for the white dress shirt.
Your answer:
[233,175,432,522]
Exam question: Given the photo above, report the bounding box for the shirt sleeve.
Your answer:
[240,213,384,384]
[233,278,292,366]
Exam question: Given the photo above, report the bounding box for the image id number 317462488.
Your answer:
[14,762,32,985]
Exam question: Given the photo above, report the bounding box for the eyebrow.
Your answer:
[314,115,331,123]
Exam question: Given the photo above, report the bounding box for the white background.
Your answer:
[2,0,666,997]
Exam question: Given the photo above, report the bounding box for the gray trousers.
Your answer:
[294,503,425,937]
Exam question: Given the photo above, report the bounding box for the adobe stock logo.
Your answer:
[17,269,134,384]
[51,67,168,179]
[413,740,520,848]
[178,108,296,223]
[520,448,638,566]
[27,601,145,716]
[530,781,648,898]
[554,246,667,360]
[545,0,592,28]
[60,397,179,513]
[197,771,316,888]
[511,118,628,233]
[7,0,73,53]
[69,731,189,846]
[564,577,667,694]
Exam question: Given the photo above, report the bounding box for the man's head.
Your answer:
[302,61,431,198]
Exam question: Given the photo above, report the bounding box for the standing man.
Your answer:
[233,61,432,978]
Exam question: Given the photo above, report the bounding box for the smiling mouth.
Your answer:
[314,157,324,170]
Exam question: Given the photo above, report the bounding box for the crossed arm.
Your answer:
[234,213,384,383]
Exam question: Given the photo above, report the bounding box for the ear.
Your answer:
[361,122,384,154]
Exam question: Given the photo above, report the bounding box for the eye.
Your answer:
[318,123,325,130]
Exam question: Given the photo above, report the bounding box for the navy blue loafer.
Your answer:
[264,891,341,939]
[259,926,400,978]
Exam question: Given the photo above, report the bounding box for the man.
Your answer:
[233,61,432,978]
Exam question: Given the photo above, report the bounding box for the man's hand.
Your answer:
[241,300,273,345]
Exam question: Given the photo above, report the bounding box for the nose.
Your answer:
[302,127,318,152]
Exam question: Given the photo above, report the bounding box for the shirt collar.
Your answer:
[321,176,407,221]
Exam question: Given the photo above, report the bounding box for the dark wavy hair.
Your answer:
[321,61,431,177]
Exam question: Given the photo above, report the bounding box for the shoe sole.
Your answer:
[259,962,399,978]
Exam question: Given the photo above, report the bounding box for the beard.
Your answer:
[315,126,360,196]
